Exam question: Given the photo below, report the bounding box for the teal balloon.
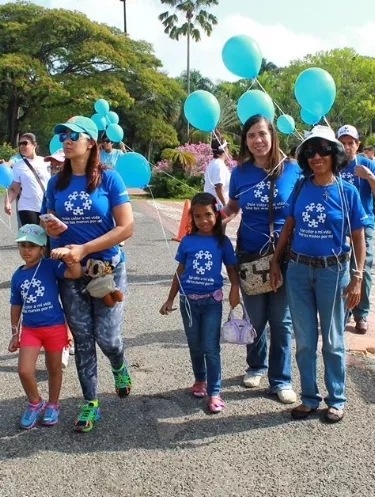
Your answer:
[184,90,220,132]
[294,68,336,116]
[106,123,124,142]
[107,111,119,125]
[91,113,107,131]
[300,108,321,125]
[0,165,13,188]
[116,152,151,188]
[49,134,61,154]
[222,35,262,78]
[94,99,110,116]
[276,115,295,135]
[237,90,275,124]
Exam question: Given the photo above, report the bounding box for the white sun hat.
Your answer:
[296,125,345,156]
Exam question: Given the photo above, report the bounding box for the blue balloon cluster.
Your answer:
[184,90,220,132]
[91,99,123,141]
[116,152,151,188]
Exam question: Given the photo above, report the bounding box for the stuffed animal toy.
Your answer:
[85,259,123,306]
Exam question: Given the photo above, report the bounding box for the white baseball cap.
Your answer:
[337,124,359,141]
[296,125,345,156]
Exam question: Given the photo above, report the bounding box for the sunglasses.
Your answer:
[102,139,111,144]
[19,141,31,146]
[59,131,89,142]
[304,144,333,159]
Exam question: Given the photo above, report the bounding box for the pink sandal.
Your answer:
[208,396,225,413]
[190,381,207,397]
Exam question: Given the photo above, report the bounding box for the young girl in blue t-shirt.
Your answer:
[160,193,240,413]
[8,224,82,430]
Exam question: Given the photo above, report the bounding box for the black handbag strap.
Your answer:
[23,157,45,194]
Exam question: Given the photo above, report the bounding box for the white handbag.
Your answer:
[221,303,257,345]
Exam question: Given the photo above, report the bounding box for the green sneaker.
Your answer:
[74,401,101,433]
[112,363,132,398]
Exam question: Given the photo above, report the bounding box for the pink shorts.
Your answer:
[20,323,68,352]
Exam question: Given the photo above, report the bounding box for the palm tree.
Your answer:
[176,69,215,93]
[259,58,278,74]
[158,1,219,96]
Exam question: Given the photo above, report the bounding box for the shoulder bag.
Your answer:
[237,179,276,295]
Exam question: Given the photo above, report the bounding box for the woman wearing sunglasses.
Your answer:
[44,116,134,432]
[4,133,50,225]
[271,125,368,423]
[99,134,125,168]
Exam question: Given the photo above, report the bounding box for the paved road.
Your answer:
[1,199,375,497]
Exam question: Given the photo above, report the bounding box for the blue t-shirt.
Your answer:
[176,234,237,294]
[99,149,124,168]
[229,160,301,252]
[340,154,375,227]
[10,258,66,327]
[46,169,129,265]
[287,177,368,256]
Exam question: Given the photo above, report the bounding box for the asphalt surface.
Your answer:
[1,199,375,497]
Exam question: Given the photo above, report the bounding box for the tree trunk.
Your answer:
[7,93,19,146]
[186,17,191,142]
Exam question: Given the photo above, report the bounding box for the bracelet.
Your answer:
[352,274,363,281]
[11,325,19,336]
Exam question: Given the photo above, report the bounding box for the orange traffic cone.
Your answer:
[172,199,191,242]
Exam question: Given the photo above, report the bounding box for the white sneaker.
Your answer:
[243,373,262,388]
[277,389,297,404]
[69,344,75,355]
[62,348,69,369]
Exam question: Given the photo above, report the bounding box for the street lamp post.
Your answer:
[119,0,127,34]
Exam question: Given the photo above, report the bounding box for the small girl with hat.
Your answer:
[8,224,82,429]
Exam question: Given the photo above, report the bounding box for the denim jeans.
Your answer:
[241,275,293,393]
[287,259,349,410]
[180,296,222,397]
[59,262,127,401]
[353,226,374,320]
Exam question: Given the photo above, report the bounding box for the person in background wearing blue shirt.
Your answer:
[43,116,134,433]
[223,114,301,404]
[337,125,375,334]
[99,134,126,168]
[271,126,367,423]
[160,193,240,413]
[8,224,82,429]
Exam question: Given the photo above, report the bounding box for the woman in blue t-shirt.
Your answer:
[223,114,301,404]
[44,116,134,433]
[271,125,367,423]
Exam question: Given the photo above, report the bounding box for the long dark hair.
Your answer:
[238,114,283,178]
[55,142,108,192]
[190,192,225,245]
[297,138,349,177]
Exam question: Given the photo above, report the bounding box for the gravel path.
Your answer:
[0,199,375,497]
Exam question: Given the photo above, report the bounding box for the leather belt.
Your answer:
[290,250,349,268]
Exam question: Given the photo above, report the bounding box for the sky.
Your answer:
[4,0,375,82]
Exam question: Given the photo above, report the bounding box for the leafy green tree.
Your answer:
[0,1,184,157]
[158,0,219,95]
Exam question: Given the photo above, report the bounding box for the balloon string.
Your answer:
[123,144,199,194]
[254,78,305,141]
[323,116,332,128]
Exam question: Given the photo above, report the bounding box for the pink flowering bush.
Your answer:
[155,142,236,176]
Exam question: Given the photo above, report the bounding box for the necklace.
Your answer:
[313,176,335,200]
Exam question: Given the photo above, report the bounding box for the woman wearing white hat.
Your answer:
[271,125,368,423]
